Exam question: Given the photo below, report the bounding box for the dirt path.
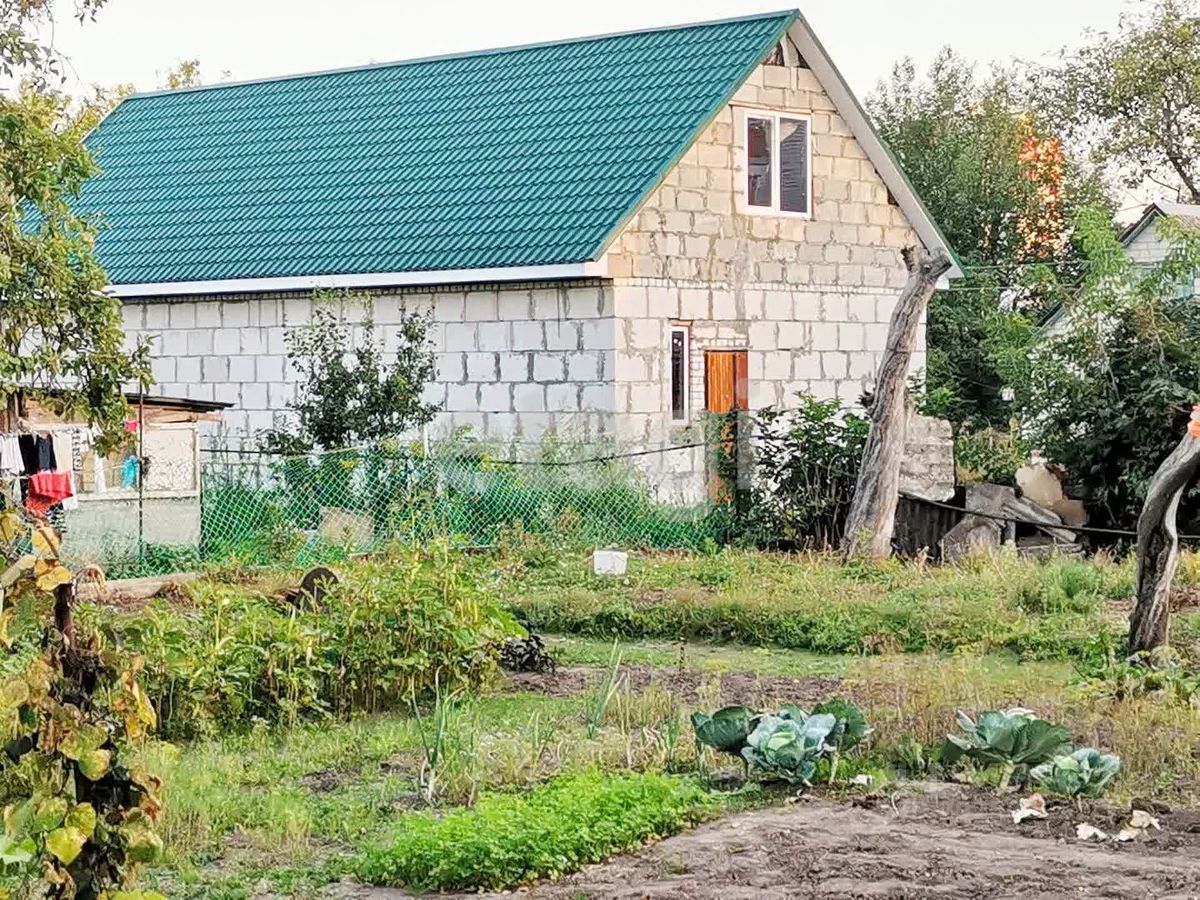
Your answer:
[476,790,1200,900]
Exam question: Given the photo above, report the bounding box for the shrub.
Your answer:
[100,542,519,739]
[355,771,715,891]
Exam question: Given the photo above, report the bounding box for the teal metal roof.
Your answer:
[80,12,794,287]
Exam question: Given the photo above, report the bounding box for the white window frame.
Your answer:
[735,107,813,219]
[669,324,691,421]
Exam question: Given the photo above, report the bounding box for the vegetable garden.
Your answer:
[3,532,1200,898]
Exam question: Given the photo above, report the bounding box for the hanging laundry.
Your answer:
[36,435,55,472]
[17,434,37,474]
[121,454,139,490]
[0,435,21,476]
[26,471,72,517]
[49,431,78,510]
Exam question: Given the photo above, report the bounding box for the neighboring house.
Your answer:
[81,10,960,500]
[1043,201,1200,338]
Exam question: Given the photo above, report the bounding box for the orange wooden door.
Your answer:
[705,351,749,499]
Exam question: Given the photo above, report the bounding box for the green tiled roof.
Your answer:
[80,12,794,286]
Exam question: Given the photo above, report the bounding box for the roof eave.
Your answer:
[107,260,609,299]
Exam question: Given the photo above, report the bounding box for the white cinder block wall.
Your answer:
[120,54,930,502]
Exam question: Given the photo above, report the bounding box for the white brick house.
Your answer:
[83,11,960,499]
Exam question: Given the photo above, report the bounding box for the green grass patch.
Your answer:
[355,770,718,891]
[504,550,1130,660]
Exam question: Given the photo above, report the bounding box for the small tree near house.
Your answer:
[261,291,440,454]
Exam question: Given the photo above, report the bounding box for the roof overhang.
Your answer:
[783,12,963,283]
[108,260,609,299]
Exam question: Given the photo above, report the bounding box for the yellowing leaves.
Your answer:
[31,524,61,557]
[33,558,71,593]
[0,513,22,546]
[45,825,86,865]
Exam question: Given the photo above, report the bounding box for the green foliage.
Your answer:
[689,706,756,756]
[513,552,1126,661]
[1038,0,1200,201]
[954,426,1031,485]
[354,771,715,891]
[104,543,519,739]
[261,292,438,454]
[0,515,163,899]
[741,710,837,785]
[724,395,867,549]
[811,698,872,753]
[1016,209,1200,529]
[943,708,1071,789]
[1030,748,1121,799]
[869,50,1109,429]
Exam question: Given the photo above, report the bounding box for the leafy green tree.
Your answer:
[1038,0,1200,201]
[262,291,440,453]
[0,0,149,433]
[869,51,1110,428]
[1010,207,1200,529]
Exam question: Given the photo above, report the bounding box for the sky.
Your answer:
[48,0,1137,100]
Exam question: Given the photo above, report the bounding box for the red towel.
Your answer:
[26,471,73,517]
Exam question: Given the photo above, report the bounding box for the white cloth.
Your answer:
[0,435,21,475]
[50,431,78,510]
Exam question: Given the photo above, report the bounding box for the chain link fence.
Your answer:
[192,441,720,570]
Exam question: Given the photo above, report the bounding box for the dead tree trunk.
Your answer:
[841,247,952,560]
[1130,425,1200,656]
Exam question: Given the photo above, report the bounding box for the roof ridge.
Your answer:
[121,9,798,103]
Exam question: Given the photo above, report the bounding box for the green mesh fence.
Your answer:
[192,442,719,569]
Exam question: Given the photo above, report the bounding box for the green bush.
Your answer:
[355,771,715,891]
[95,542,519,738]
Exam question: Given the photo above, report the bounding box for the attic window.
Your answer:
[743,111,811,216]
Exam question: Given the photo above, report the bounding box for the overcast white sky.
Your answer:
[50,0,1137,99]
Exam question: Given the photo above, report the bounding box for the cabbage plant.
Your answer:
[741,711,837,784]
[690,706,756,758]
[1030,748,1120,799]
[943,708,1071,790]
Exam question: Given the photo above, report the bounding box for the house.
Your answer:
[1043,200,1200,338]
[82,10,960,500]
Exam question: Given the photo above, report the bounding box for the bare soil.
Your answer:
[473,787,1200,899]
[503,663,840,709]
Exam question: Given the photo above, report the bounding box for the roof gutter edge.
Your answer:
[107,260,609,299]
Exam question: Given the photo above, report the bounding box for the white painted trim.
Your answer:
[784,15,963,280]
[107,261,609,298]
[734,106,813,219]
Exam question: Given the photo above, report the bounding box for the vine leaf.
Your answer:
[31,525,61,557]
[34,558,71,592]
[46,825,87,864]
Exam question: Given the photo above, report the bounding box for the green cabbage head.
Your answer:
[1030,748,1120,798]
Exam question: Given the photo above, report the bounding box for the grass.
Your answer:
[114,546,1200,896]
[500,549,1133,659]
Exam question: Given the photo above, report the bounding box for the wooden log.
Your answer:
[842,247,953,559]
[1130,420,1200,656]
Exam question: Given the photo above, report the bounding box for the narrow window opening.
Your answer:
[670,325,689,421]
[746,117,774,208]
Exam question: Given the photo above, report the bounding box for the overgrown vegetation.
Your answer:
[94,543,518,739]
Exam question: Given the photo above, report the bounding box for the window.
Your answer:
[742,111,811,216]
[670,325,689,421]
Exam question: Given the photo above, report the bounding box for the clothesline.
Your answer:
[0,425,110,518]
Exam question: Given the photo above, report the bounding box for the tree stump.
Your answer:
[1130,416,1200,657]
[842,247,953,559]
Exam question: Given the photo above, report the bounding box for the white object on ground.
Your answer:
[1076,823,1108,841]
[1011,794,1047,824]
[592,549,629,577]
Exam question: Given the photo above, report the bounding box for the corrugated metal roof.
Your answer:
[79,12,794,287]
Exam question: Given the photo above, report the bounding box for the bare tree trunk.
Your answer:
[841,247,952,560]
[1130,427,1200,656]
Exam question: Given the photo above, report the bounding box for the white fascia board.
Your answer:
[108,260,608,298]
[786,15,964,281]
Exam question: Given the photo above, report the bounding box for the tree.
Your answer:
[1038,0,1200,202]
[261,291,440,453]
[842,247,952,560]
[0,0,149,434]
[1011,207,1200,531]
[868,51,1110,429]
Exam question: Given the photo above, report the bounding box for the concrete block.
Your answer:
[466,352,498,382]
[168,304,196,329]
[477,323,511,352]
[240,382,268,409]
[228,356,256,383]
[256,355,285,383]
[143,303,169,329]
[512,321,544,352]
[567,352,601,382]
[446,383,478,411]
[592,549,628,576]
[497,290,531,320]
[546,383,580,411]
[465,290,499,322]
[531,287,564,319]
[444,322,478,351]
[436,353,465,383]
[580,320,616,351]
[497,352,528,382]
[478,382,510,412]
[544,321,580,351]
[811,322,839,351]
[160,331,189,356]
[221,302,250,327]
[202,356,229,381]
[513,383,545,412]
[533,354,565,382]
[186,330,213,355]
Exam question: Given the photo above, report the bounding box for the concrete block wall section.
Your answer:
[120,281,620,445]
